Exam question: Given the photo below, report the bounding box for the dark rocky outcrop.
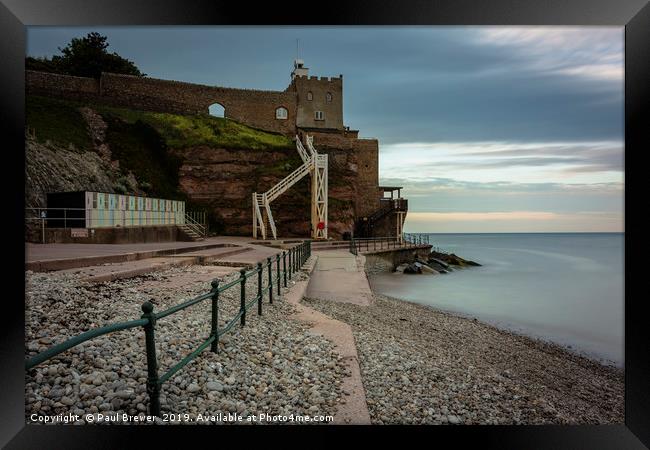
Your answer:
[428,251,482,267]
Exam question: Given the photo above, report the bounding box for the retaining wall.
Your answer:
[37,226,186,244]
[363,245,432,273]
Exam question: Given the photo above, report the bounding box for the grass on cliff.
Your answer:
[26,96,93,152]
[94,105,294,151]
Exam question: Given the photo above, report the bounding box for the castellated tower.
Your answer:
[289,59,344,131]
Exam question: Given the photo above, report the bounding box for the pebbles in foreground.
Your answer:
[304,294,624,425]
[25,266,347,425]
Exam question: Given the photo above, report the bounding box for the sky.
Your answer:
[27,27,624,233]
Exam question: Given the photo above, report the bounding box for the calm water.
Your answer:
[369,233,624,366]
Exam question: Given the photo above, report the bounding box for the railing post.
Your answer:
[283,251,287,287]
[276,254,281,296]
[257,262,263,315]
[239,269,246,327]
[210,279,220,353]
[141,301,160,417]
[267,257,273,304]
[288,248,292,280]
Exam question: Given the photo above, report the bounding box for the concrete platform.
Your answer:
[25,237,300,282]
[25,236,283,272]
[61,247,252,283]
[306,250,374,306]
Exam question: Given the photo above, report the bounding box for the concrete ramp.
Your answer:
[306,250,373,306]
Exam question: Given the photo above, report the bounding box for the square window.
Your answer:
[315,111,324,121]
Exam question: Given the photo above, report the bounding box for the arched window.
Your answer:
[307,91,313,101]
[275,107,288,120]
[326,92,333,103]
[208,103,225,118]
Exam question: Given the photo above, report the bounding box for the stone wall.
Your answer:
[363,246,432,274]
[36,225,183,244]
[26,70,101,102]
[27,70,298,135]
[100,73,298,135]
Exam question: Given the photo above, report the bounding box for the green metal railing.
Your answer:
[25,240,312,417]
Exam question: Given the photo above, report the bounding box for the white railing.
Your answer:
[183,213,207,237]
[295,135,311,163]
[305,135,317,157]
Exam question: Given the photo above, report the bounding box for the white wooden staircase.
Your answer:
[253,134,328,240]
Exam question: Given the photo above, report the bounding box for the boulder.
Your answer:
[394,263,409,273]
[427,257,449,269]
[403,263,421,274]
[419,264,439,275]
[427,262,449,273]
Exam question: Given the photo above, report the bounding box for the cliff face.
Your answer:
[174,144,358,238]
[25,95,360,239]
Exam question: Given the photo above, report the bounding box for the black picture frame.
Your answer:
[1,0,647,448]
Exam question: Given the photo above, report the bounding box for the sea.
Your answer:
[368,233,624,367]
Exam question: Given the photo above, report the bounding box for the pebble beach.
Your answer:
[25,261,624,425]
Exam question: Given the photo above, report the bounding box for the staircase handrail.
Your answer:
[305,135,318,157]
[295,135,311,163]
[265,157,313,202]
[184,213,206,237]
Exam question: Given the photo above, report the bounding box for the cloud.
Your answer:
[475,27,623,82]
[380,140,623,185]
[378,176,624,218]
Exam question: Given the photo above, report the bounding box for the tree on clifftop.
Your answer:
[26,32,146,79]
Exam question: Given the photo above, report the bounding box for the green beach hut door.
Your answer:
[97,193,105,227]
[108,194,116,226]
[138,197,144,226]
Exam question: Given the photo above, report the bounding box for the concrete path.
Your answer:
[25,236,299,264]
[26,238,231,262]
[287,256,371,425]
[306,250,373,306]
